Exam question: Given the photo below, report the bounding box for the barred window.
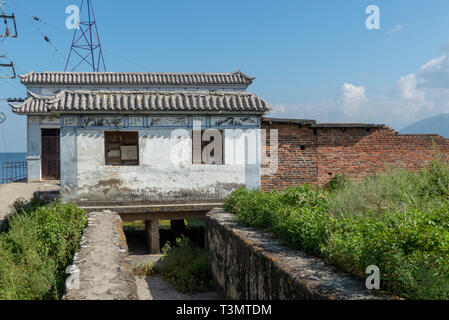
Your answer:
[105,132,139,166]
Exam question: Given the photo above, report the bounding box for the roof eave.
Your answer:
[48,110,268,116]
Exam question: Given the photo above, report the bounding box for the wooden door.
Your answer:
[41,129,60,180]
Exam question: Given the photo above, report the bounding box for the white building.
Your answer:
[11,71,272,205]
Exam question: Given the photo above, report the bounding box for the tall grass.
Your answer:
[0,198,87,300]
[224,157,449,299]
[157,236,215,294]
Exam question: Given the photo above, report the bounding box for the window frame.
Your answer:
[104,131,140,166]
[192,129,225,165]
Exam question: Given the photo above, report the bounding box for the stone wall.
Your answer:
[205,208,382,300]
[261,120,449,190]
[64,210,138,300]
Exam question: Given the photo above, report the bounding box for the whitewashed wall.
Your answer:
[26,115,60,181]
[60,116,261,203]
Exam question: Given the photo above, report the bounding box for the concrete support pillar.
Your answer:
[171,219,186,239]
[145,219,160,254]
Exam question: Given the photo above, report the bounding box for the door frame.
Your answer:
[41,128,61,180]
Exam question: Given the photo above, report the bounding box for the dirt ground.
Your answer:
[134,275,223,300]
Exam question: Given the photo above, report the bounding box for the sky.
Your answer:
[1,0,449,151]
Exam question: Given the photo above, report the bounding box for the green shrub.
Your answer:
[326,174,349,192]
[133,262,156,277]
[223,158,449,299]
[0,198,87,300]
[157,236,215,294]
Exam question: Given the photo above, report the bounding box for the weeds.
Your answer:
[224,157,449,299]
[158,236,215,294]
[133,262,157,277]
[0,198,87,300]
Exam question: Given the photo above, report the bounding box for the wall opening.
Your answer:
[41,128,60,180]
[105,131,139,166]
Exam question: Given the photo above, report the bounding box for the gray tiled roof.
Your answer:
[10,93,51,114]
[19,71,254,87]
[11,90,271,114]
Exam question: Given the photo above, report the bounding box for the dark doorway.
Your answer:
[41,129,60,180]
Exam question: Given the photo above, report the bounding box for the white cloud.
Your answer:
[396,73,421,100]
[271,104,286,116]
[340,83,368,116]
[265,50,449,129]
[415,55,449,89]
[387,24,403,35]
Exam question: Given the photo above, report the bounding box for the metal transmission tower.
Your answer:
[0,1,17,79]
[65,0,106,72]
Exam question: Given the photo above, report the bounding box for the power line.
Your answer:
[0,80,23,96]
[0,1,16,80]
[2,0,66,62]
[4,1,151,73]
[4,1,150,72]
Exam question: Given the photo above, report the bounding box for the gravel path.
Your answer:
[129,253,223,300]
[134,275,223,300]
[126,225,224,300]
[64,211,138,300]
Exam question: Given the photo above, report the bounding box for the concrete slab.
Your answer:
[135,276,224,300]
[0,181,60,223]
[129,254,164,268]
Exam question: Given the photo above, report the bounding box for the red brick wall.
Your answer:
[317,127,449,185]
[261,122,449,191]
[261,122,317,191]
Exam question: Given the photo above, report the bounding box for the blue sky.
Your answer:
[1,0,449,151]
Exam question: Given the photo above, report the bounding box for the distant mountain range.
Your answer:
[400,113,449,138]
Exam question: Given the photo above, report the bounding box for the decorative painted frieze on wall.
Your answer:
[60,115,260,129]
[28,115,61,126]
[128,116,144,127]
[41,116,60,124]
[63,116,77,127]
[28,116,40,124]
[210,116,258,127]
[148,116,189,127]
[82,116,125,127]
[192,116,206,129]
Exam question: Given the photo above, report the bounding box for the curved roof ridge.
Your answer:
[19,71,255,87]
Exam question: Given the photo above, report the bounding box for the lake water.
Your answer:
[0,153,27,184]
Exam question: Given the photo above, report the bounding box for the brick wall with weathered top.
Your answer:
[261,120,449,190]
[261,122,317,191]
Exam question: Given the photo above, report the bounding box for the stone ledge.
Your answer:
[205,208,388,300]
[64,210,138,300]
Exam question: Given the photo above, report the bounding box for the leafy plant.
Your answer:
[132,262,156,277]
[0,198,87,300]
[223,157,449,299]
[157,236,215,294]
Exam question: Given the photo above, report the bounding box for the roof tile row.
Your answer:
[20,71,254,87]
[12,91,271,115]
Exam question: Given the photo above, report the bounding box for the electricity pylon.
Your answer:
[65,0,106,72]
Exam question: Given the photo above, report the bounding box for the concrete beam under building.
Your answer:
[79,202,223,215]
[119,210,210,222]
[145,219,160,254]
